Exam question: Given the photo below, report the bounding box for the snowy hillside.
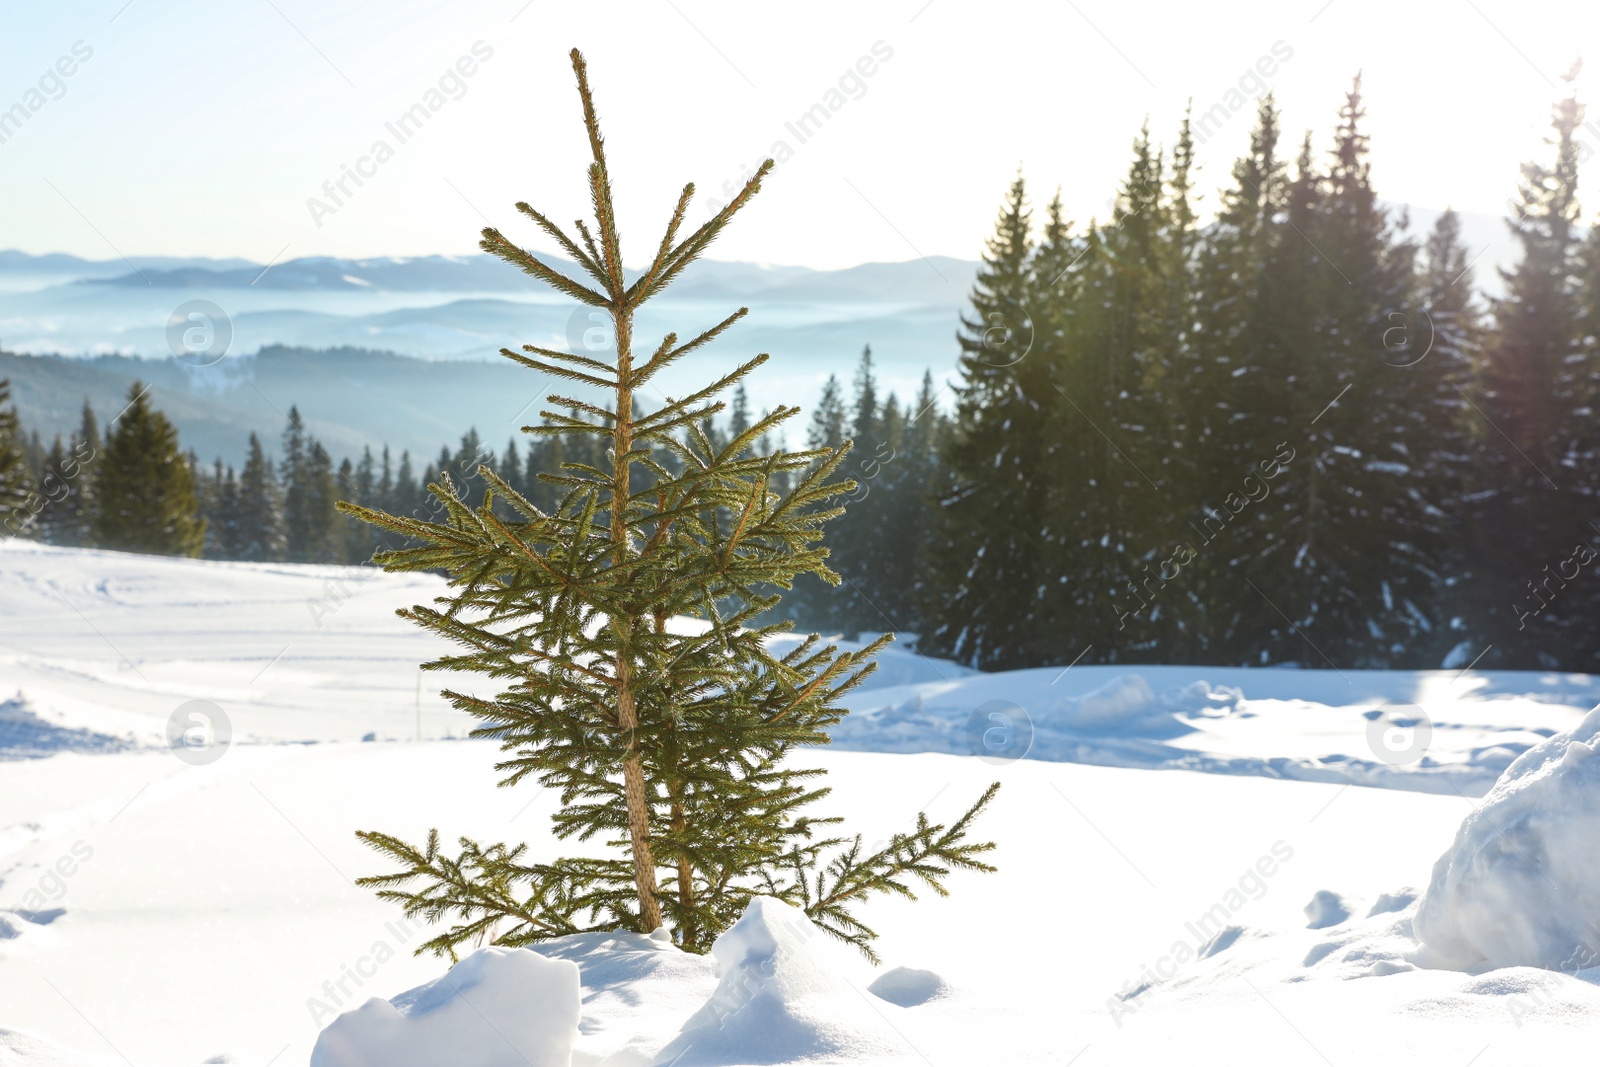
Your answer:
[3,542,1600,1064]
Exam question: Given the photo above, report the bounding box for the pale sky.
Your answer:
[1,0,1597,270]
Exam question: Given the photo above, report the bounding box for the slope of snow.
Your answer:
[1415,703,1600,971]
[831,658,1597,796]
[3,543,1600,1065]
[4,539,1591,798]
[311,946,580,1067]
[649,897,909,1066]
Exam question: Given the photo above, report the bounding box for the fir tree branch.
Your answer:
[511,201,609,288]
[628,182,696,309]
[500,349,618,391]
[634,160,775,304]
[632,309,749,387]
[797,783,1002,962]
[479,228,608,308]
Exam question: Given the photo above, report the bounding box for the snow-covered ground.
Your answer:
[2,540,1598,1064]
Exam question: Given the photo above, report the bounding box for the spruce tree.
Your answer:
[826,347,888,637]
[1044,126,1178,663]
[92,384,204,557]
[340,50,997,959]
[1476,92,1591,665]
[281,408,310,556]
[851,390,924,634]
[31,437,74,543]
[790,373,850,631]
[728,383,751,440]
[0,381,33,536]
[894,371,950,641]
[282,408,339,562]
[344,448,380,563]
[377,445,395,514]
[1221,80,1441,668]
[337,457,364,563]
[923,174,1046,668]
[204,460,245,559]
[498,438,523,519]
[392,450,419,517]
[238,432,287,562]
[58,401,100,547]
[807,375,848,451]
[1413,209,1484,664]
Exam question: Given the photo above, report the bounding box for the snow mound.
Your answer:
[1415,703,1600,970]
[867,966,950,1006]
[310,946,580,1067]
[1304,890,1353,929]
[650,897,911,1066]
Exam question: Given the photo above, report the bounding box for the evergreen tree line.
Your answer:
[0,384,667,565]
[0,375,953,618]
[2,384,206,556]
[913,80,1600,672]
[5,81,1599,674]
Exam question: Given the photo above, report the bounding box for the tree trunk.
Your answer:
[611,304,663,932]
[671,799,696,949]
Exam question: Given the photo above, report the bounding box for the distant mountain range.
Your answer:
[0,200,1523,466]
[2,345,552,469]
[0,250,979,465]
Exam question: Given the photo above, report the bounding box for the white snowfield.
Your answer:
[2,539,1599,1065]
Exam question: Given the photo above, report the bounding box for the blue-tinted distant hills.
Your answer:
[0,197,1517,466]
[0,250,979,466]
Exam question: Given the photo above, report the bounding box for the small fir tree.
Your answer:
[92,383,204,557]
[340,49,997,960]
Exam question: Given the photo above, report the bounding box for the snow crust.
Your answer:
[310,947,580,1067]
[1415,703,1600,970]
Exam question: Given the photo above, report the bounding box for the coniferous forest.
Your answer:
[4,80,1600,674]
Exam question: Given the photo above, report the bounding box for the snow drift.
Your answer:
[1415,702,1600,970]
[307,899,943,1067]
[309,946,580,1067]
[650,897,913,1066]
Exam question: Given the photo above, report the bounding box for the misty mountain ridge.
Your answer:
[0,199,1520,468]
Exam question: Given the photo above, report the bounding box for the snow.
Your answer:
[1303,889,1353,929]
[5,541,1600,1064]
[650,897,907,1066]
[829,656,1596,796]
[1414,703,1600,972]
[864,967,948,1007]
[311,946,580,1067]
